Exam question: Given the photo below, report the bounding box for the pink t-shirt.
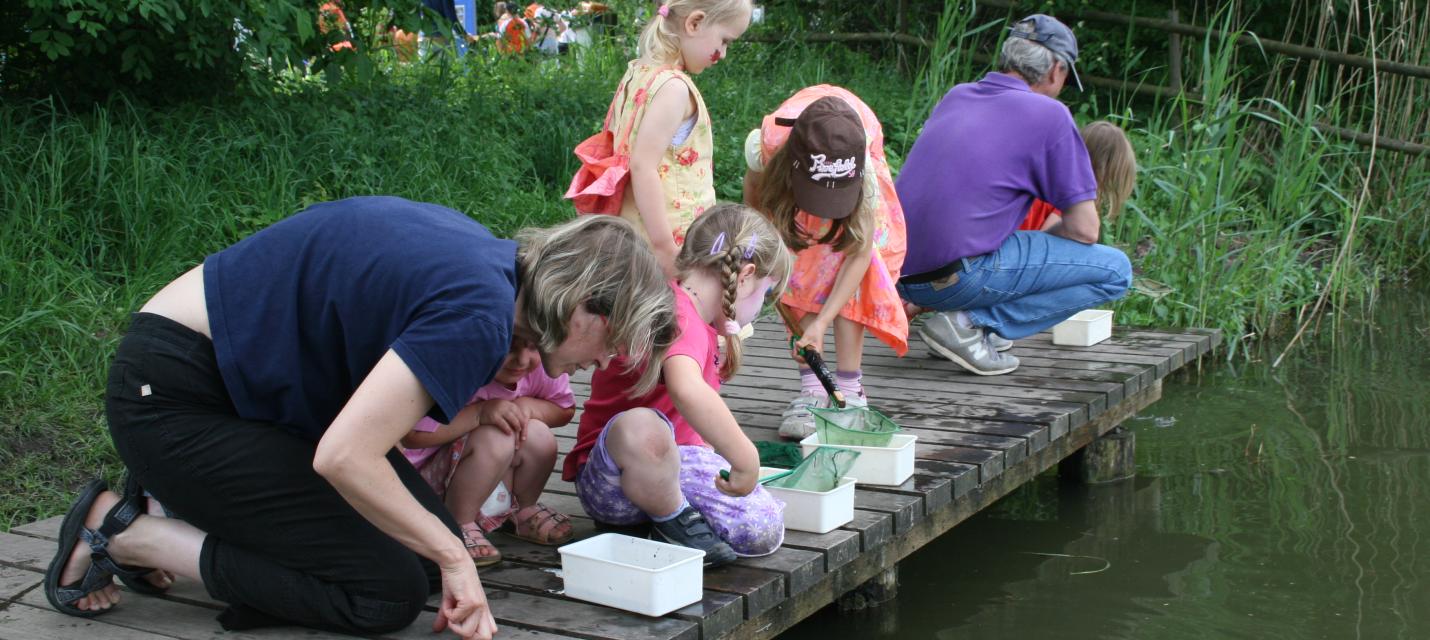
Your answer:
[403,366,575,467]
[562,282,719,481]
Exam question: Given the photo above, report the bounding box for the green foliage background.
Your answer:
[1,0,1427,526]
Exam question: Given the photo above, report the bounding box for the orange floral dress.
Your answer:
[747,85,909,354]
[611,61,716,247]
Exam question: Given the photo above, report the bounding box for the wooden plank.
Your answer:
[916,443,1004,483]
[701,564,784,619]
[851,491,921,535]
[734,343,1111,413]
[14,587,359,640]
[10,517,61,540]
[480,589,699,640]
[894,413,1050,452]
[897,424,1026,466]
[838,510,893,553]
[913,459,979,499]
[0,603,179,640]
[0,565,40,601]
[477,563,742,640]
[1018,334,1188,369]
[732,547,823,597]
[733,359,1116,411]
[576,378,1083,433]
[0,530,55,573]
[779,530,860,573]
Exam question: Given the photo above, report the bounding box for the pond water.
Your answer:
[783,289,1430,639]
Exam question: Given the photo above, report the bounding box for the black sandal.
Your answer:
[114,474,169,597]
[44,478,158,617]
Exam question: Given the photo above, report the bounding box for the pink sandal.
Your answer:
[506,503,574,546]
[459,522,503,568]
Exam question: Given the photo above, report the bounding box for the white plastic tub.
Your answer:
[759,466,857,534]
[799,433,918,486]
[558,533,704,616]
[1052,309,1114,346]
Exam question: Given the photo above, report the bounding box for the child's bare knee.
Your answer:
[609,409,675,460]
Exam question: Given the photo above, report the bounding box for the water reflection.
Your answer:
[783,289,1430,639]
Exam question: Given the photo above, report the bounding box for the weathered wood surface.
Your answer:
[0,320,1217,640]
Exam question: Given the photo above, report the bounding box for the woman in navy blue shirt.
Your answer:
[44,198,675,640]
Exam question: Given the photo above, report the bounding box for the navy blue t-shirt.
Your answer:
[204,196,516,441]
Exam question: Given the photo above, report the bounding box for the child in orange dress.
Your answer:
[742,86,909,439]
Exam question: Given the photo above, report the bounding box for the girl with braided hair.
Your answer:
[562,204,792,564]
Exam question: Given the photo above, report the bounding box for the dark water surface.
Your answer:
[783,290,1430,639]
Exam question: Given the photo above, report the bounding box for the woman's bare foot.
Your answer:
[58,490,124,613]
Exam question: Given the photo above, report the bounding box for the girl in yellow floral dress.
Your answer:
[742,86,909,439]
[570,0,752,277]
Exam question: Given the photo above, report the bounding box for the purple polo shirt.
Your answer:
[897,72,1098,276]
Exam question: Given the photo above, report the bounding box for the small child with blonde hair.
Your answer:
[567,0,754,276]
[562,203,792,565]
[1019,120,1138,231]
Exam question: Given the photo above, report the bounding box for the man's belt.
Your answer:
[900,258,965,285]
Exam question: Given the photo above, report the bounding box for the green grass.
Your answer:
[2,25,1426,528]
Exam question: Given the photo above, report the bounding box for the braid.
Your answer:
[718,247,743,380]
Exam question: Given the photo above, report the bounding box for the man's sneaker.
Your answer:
[651,507,737,567]
[986,331,1014,352]
[919,312,1020,375]
[779,392,826,440]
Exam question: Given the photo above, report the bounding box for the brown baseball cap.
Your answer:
[775,96,865,220]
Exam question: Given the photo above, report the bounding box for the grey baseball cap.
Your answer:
[1008,14,1083,91]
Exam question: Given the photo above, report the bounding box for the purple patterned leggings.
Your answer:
[574,409,785,557]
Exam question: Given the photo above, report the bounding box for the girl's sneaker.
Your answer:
[779,392,827,440]
[651,506,737,567]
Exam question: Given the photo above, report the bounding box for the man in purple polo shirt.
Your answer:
[896,14,1131,375]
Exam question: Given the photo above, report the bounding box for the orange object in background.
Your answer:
[498,16,529,53]
[317,2,356,52]
[389,28,419,61]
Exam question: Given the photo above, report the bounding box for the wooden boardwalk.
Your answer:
[0,318,1218,640]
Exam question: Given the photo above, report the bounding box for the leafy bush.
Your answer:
[1,0,433,103]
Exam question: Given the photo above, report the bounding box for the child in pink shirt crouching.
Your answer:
[402,336,575,566]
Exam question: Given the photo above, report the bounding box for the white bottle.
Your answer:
[480,481,512,519]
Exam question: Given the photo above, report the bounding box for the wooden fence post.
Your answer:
[1167,9,1183,93]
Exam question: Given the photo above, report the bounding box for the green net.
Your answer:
[763,446,860,493]
[810,406,902,447]
[755,440,804,469]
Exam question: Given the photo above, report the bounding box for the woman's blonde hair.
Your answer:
[638,0,751,65]
[675,203,792,381]
[516,216,677,396]
[758,142,874,254]
[1082,121,1137,223]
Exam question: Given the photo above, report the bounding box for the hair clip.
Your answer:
[744,232,758,259]
[657,4,669,17]
[709,231,727,256]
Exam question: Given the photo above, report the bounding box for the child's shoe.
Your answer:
[779,392,827,440]
[651,506,737,567]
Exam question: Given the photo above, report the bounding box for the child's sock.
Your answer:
[651,499,691,522]
[799,368,826,396]
[951,310,975,330]
[836,369,864,399]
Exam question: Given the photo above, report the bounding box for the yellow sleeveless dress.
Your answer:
[608,60,716,247]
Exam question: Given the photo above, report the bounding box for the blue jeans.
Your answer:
[897,232,1132,340]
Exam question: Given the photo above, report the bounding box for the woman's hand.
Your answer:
[432,560,498,639]
[475,399,527,436]
[715,465,758,498]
